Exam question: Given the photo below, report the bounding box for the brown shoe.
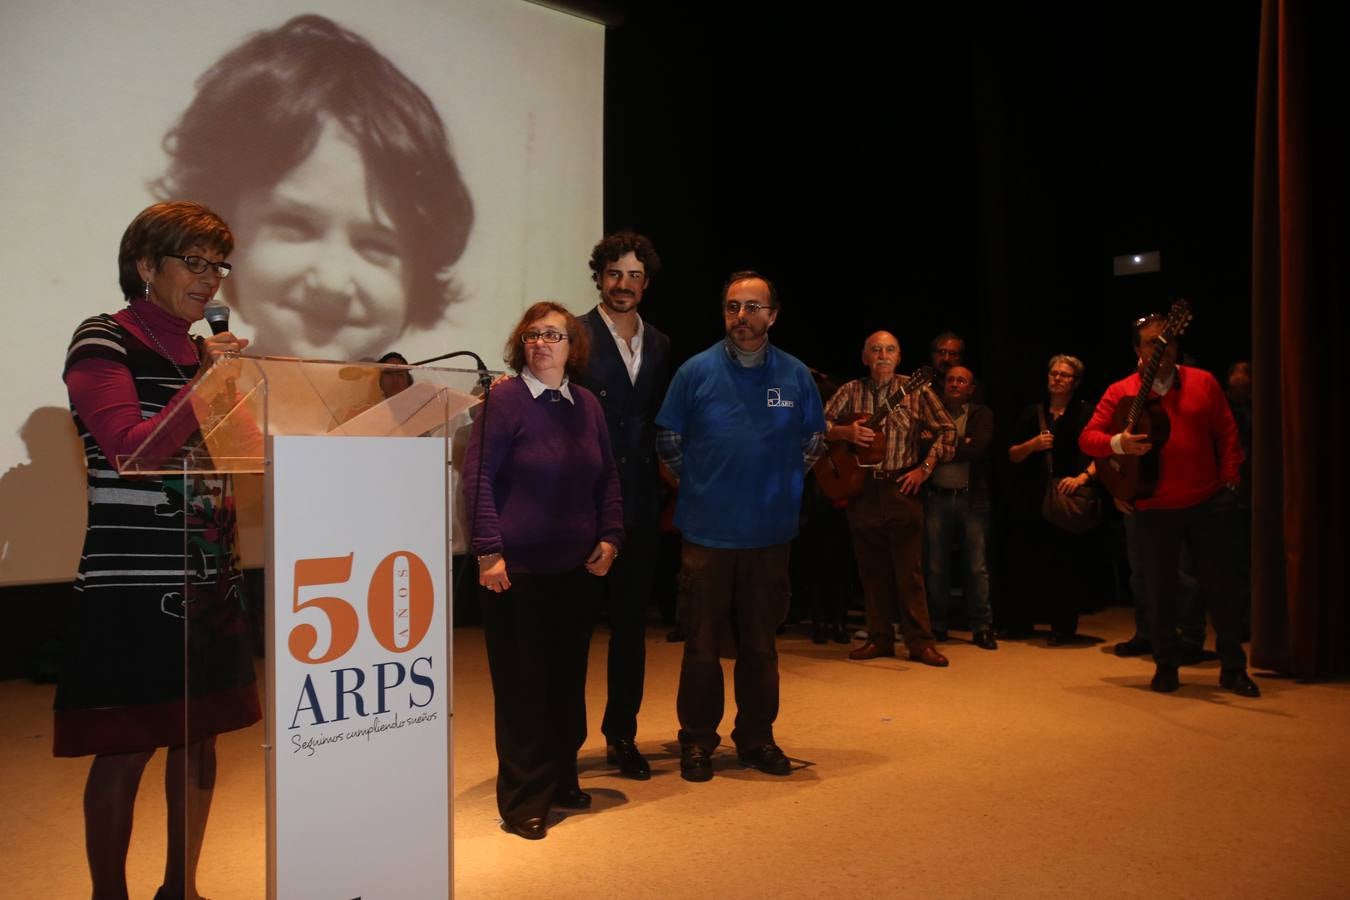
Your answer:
[911,645,950,667]
[848,640,895,660]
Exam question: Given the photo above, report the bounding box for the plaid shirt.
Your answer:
[824,376,956,472]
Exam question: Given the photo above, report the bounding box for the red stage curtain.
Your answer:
[1250,0,1348,677]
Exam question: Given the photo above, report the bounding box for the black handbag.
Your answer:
[1037,405,1103,534]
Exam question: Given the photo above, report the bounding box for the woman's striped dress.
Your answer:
[54,313,259,757]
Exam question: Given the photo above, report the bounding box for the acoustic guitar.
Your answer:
[814,367,937,501]
[1096,299,1194,502]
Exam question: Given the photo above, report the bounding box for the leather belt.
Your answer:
[871,464,919,481]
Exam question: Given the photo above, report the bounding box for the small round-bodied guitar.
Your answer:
[814,366,937,501]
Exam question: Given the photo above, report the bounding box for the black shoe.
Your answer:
[552,787,592,809]
[830,623,851,644]
[666,627,685,643]
[972,629,998,650]
[680,744,713,782]
[505,817,547,840]
[607,738,651,780]
[1114,636,1152,657]
[1219,669,1261,698]
[1151,665,1180,693]
[933,628,950,642]
[1047,632,1077,647]
[1178,642,1206,666]
[737,743,792,776]
[811,621,828,644]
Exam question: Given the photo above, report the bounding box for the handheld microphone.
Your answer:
[204,297,230,335]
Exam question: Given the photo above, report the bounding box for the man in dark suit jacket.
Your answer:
[576,231,672,779]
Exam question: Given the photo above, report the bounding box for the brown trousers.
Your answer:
[675,541,790,753]
[847,478,936,653]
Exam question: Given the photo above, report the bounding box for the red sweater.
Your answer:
[1079,365,1243,511]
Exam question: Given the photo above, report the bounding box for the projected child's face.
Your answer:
[227,120,410,361]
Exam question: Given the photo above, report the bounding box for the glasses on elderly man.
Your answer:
[521,330,569,344]
[166,254,232,278]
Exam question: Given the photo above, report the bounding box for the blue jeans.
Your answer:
[923,488,993,632]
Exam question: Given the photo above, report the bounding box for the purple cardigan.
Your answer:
[463,376,624,574]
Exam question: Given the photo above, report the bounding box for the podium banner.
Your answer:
[267,434,451,899]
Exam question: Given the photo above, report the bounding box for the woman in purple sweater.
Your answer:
[464,301,623,840]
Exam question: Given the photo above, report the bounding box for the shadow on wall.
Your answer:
[0,407,86,679]
[0,407,87,586]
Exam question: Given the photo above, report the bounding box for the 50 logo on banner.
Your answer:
[286,551,439,731]
[289,552,434,663]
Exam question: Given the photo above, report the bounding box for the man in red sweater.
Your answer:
[1080,314,1257,697]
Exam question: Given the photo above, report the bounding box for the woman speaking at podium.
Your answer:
[465,301,623,841]
[56,201,260,900]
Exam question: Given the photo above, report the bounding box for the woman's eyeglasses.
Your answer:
[166,254,232,278]
[521,330,568,344]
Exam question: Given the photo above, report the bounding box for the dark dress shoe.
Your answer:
[737,743,792,776]
[811,621,828,644]
[972,629,998,650]
[933,628,950,642]
[848,640,895,660]
[680,744,713,782]
[831,623,851,644]
[552,788,592,809]
[505,817,547,840]
[911,645,950,667]
[1114,636,1152,657]
[1151,665,1180,693]
[607,738,651,780]
[1220,669,1261,697]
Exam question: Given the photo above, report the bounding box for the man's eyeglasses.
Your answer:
[166,254,232,278]
[1048,370,1077,381]
[723,301,774,316]
[521,330,568,344]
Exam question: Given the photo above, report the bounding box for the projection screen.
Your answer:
[0,0,604,585]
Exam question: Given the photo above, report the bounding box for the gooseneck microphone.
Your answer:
[203,297,231,335]
[411,350,494,390]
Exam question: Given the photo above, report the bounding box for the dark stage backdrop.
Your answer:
[602,2,1259,429]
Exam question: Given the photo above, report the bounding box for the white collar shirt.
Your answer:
[596,304,644,384]
[520,366,574,404]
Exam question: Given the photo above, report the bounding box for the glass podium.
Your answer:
[118,355,483,899]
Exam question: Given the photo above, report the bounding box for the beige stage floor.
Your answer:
[3,606,1348,899]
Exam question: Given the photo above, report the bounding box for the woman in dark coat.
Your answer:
[1005,354,1105,644]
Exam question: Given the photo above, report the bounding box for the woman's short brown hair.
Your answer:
[118,201,233,299]
[503,301,589,378]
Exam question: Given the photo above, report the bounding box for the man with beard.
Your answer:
[655,271,825,782]
[930,331,965,376]
[825,331,955,666]
[574,231,671,780]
